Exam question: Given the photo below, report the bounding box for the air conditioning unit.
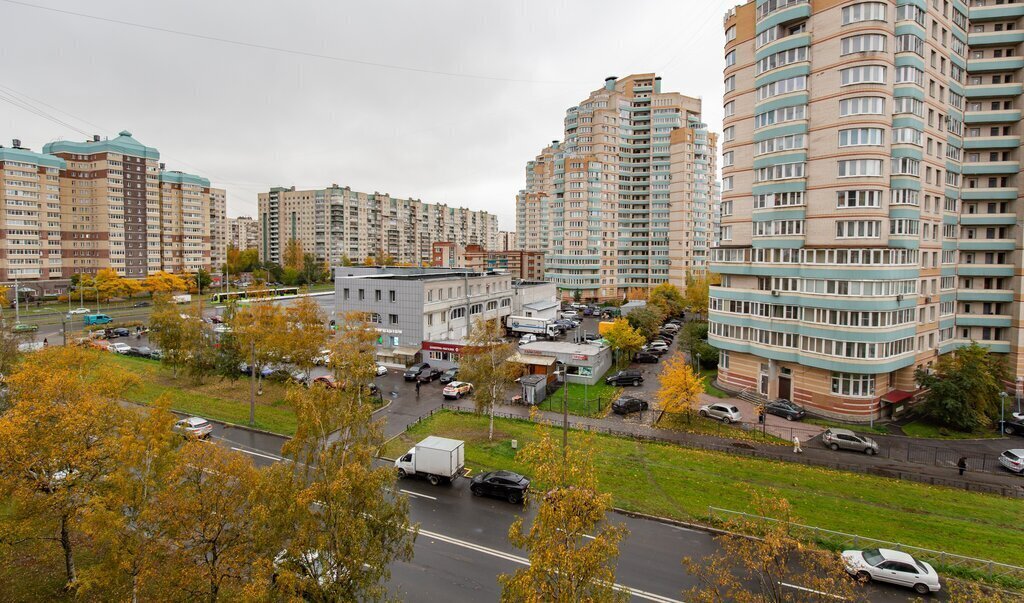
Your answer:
[897,294,905,302]
[771,290,781,297]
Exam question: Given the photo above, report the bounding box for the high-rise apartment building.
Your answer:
[258,185,498,267]
[515,74,717,301]
[0,140,64,285]
[228,216,260,250]
[496,230,516,251]
[713,0,977,420]
[158,170,211,274]
[209,187,227,272]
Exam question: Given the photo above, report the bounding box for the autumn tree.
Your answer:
[94,268,129,302]
[655,355,705,423]
[915,342,1009,432]
[231,301,288,424]
[648,282,686,318]
[148,296,205,378]
[626,305,665,341]
[683,272,719,318]
[283,238,304,270]
[283,296,329,384]
[0,347,138,589]
[602,318,645,367]
[458,318,522,441]
[144,271,189,295]
[500,426,628,602]
[683,493,863,603]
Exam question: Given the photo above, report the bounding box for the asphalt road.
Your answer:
[206,414,938,603]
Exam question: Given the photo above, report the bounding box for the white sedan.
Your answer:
[375,364,388,376]
[109,342,132,354]
[842,548,940,595]
[67,307,91,315]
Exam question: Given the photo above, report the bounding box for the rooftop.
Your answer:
[520,340,609,356]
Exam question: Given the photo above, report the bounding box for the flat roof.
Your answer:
[520,340,608,356]
[508,353,558,366]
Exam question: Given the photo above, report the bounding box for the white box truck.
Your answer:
[506,316,558,339]
[394,436,465,486]
[172,294,193,304]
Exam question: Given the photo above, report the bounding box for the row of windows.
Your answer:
[753,219,804,237]
[711,298,916,328]
[711,247,918,267]
[710,322,914,360]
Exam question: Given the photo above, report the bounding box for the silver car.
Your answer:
[999,449,1024,474]
[174,416,213,439]
[822,428,879,455]
[698,403,742,424]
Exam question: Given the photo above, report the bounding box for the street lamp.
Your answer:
[554,363,569,457]
[1000,391,1008,435]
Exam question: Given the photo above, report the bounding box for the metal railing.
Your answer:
[707,506,1024,585]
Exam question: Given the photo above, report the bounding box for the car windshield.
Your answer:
[915,560,929,573]
[1006,451,1021,461]
[861,549,884,566]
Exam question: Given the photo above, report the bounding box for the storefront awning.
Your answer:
[392,346,421,357]
[508,353,557,367]
[881,390,913,404]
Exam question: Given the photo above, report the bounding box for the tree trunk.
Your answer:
[60,514,76,588]
[249,343,256,425]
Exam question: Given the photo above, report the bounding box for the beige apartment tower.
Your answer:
[0,140,64,285]
[228,216,260,250]
[209,187,227,272]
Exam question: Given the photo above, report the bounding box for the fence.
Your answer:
[707,506,1024,586]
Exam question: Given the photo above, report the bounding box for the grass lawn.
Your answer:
[700,368,729,398]
[805,418,890,436]
[97,352,298,435]
[384,410,1024,566]
[900,419,1002,440]
[658,411,788,445]
[537,380,620,418]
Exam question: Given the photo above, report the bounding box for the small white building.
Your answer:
[512,280,559,321]
[519,340,612,385]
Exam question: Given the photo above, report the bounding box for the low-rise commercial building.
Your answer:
[518,340,612,386]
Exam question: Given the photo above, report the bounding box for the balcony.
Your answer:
[956,314,1012,328]
[969,30,1024,47]
[959,212,1017,226]
[956,288,1014,302]
[968,57,1024,73]
[962,160,1020,175]
[970,3,1024,21]
[964,109,1022,124]
[960,186,1019,199]
[958,238,1016,250]
[963,135,1020,149]
[966,82,1024,98]
[957,263,1015,277]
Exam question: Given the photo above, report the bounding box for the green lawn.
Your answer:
[658,411,787,445]
[700,368,729,398]
[384,410,1024,566]
[805,418,890,436]
[97,353,298,435]
[900,419,1002,440]
[537,379,620,418]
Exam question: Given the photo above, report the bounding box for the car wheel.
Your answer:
[456,392,462,399]
[913,583,930,595]
[427,475,440,486]
[784,415,793,421]
[471,486,483,497]
[632,379,639,386]
[397,469,407,479]
[865,448,876,456]
[829,443,839,451]
[1005,425,1016,435]
[507,492,521,504]
[856,571,871,583]
[722,417,731,424]
[699,410,708,418]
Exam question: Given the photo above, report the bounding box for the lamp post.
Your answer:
[1000,391,1008,435]
[555,363,568,457]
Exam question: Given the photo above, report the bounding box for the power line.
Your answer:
[1,0,586,86]
[0,91,92,138]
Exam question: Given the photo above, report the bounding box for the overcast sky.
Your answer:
[1,0,730,228]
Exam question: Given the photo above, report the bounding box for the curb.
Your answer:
[873,431,1008,444]
[611,508,732,537]
[166,408,291,439]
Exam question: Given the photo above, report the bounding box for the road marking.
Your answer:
[779,582,846,600]
[416,528,684,603]
[230,446,284,462]
[399,489,437,500]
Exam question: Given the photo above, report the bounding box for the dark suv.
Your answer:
[605,370,644,386]
[611,396,649,415]
[403,362,431,381]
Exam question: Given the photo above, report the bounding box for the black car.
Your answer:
[605,370,644,386]
[403,362,431,381]
[132,301,151,308]
[128,346,155,358]
[439,368,459,384]
[417,368,442,383]
[111,327,132,338]
[470,470,530,504]
[634,351,660,364]
[1001,414,1024,436]
[611,396,649,415]
[764,398,806,421]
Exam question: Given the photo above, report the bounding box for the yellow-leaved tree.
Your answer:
[655,354,705,423]
[231,301,288,424]
[602,318,645,367]
[648,282,686,318]
[500,425,628,603]
[683,272,720,318]
[283,296,329,385]
[458,318,522,441]
[143,271,189,295]
[94,268,129,302]
[0,347,139,589]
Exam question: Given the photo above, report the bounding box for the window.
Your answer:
[842,2,886,24]
[754,162,805,182]
[836,190,882,208]
[721,225,733,241]
[753,220,805,237]
[831,373,875,397]
[890,219,919,236]
[895,65,924,85]
[892,127,922,145]
[722,176,734,192]
[722,151,734,167]
[755,133,805,155]
[725,50,736,67]
[719,350,730,369]
[895,34,924,56]
[841,34,886,55]
[754,191,805,208]
[756,0,806,21]
[839,128,884,147]
[724,75,736,93]
[756,46,809,75]
[756,75,806,101]
[840,96,884,116]
[891,157,920,176]
[724,100,735,117]
[891,189,919,205]
[723,126,735,142]
[389,313,399,325]
[725,25,736,42]
[841,66,886,85]
[838,159,883,177]
[836,220,881,238]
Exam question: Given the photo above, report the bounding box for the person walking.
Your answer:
[42,338,48,347]
[792,435,802,454]
[415,379,421,399]
[957,456,967,476]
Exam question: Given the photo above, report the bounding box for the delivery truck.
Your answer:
[505,316,558,339]
[172,294,193,304]
[394,436,465,486]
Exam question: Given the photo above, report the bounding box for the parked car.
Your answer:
[842,548,940,594]
[312,375,339,389]
[998,449,1024,474]
[699,403,742,424]
[519,334,537,346]
[149,349,163,360]
[582,333,601,342]
[764,398,806,421]
[127,346,155,358]
[111,327,132,338]
[312,349,332,366]
[109,342,132,354]
[443,381,474,399]
[470,470,529,504]
[173,416,213,439]
[417,368,443,383]
[439,368,459,383]
[634,351,660,364]
[403,362,431,381]
[239,363,275,378]
[822,428,879,455]
[561,310,579,319]
[661,323,681,334]
[1001,413,1024,436]
[652,334,673,344]
[11,323,38,333]
[611,396,649,415]
[641,344,668,356]
[132,301,151,308]
[376,364,389,376]
[646,340,670,351]
[605,370,644,386]
[67,307,91,315]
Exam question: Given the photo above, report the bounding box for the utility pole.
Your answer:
[1000,391,1008,435]
[249,340,257,426]
[13,275,19,325]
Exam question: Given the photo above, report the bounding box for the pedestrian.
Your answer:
[957,456,967,476]
[792,435,802,454]
[42,338,48,347]
[415,379,421,398]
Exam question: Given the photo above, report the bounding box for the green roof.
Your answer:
[0,146,65,169]
[42,130,160,160]
[159,170,210,187]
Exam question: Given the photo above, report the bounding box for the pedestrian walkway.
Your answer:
[441,400,1024,498]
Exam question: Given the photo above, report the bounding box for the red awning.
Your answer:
[881,390,913,404]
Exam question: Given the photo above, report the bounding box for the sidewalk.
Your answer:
[442,400,1024,498]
